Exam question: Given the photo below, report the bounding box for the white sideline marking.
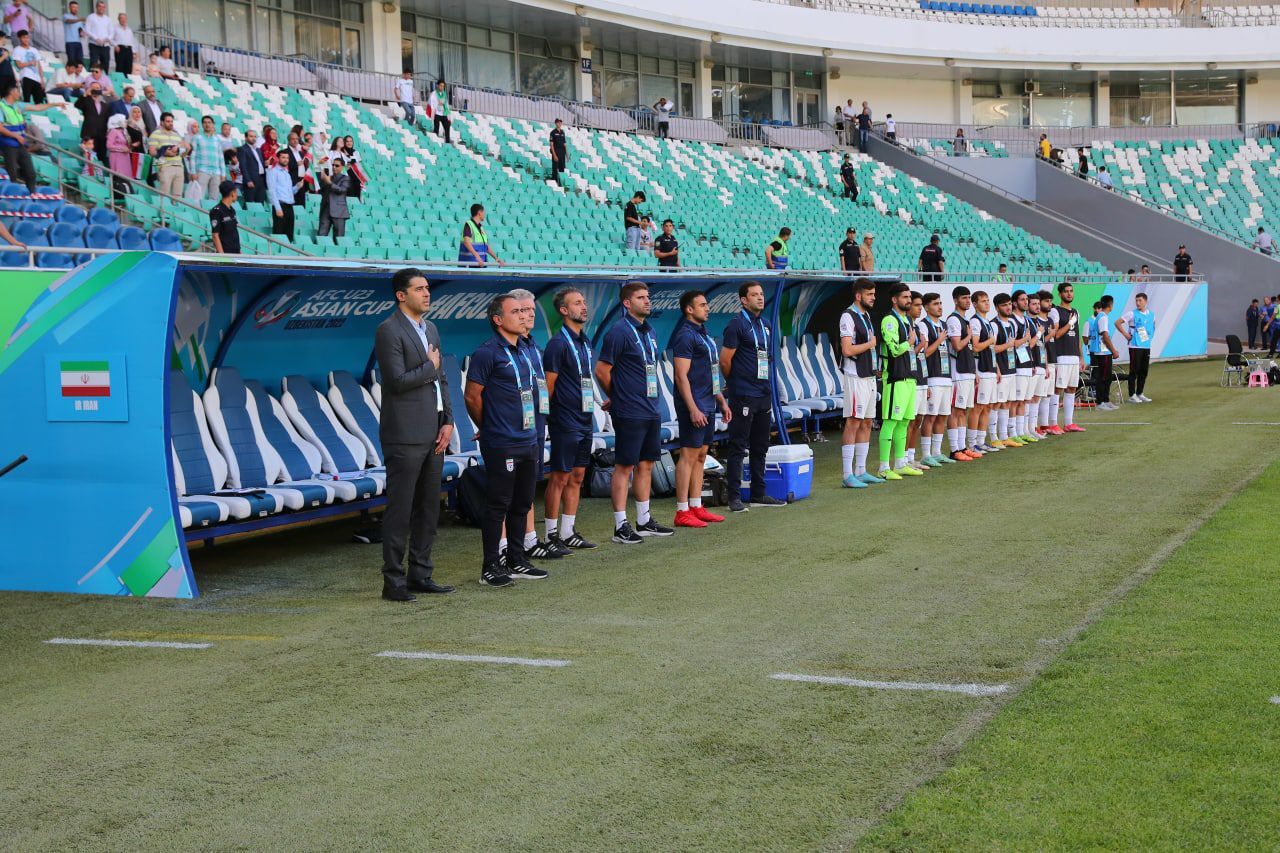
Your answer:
[376,651,571,668]
[769,672,1009,697]
[1076,422,1151,426]
[1269,696,1280,705]
[45,637,211,650]
[1233,422,1280,426]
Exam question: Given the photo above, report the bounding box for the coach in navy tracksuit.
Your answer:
[720,281,786,512]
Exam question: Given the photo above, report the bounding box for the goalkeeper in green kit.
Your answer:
[877,283,923,480]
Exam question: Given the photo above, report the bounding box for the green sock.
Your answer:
[892,418,908,463]
[878,422,894,468]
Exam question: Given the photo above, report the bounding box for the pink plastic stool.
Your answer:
[1248,369,1269,388]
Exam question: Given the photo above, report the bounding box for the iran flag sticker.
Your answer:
[60,360,111,397]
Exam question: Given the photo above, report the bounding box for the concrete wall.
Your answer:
[943,157,1038,201]
[827,76,957,125]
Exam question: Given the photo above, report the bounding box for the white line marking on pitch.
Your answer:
[45,637,211,650]
[1270,696,1280,705]
[1233,422,1280,426]
[770,672,1009,697]
[376,651,572,668]
[1076,422,1151,426]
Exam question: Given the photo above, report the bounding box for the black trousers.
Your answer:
[240,181,265,206]
[657,121,669,139]
[272,203,294,241]
[1247,320,1258,349]
[1127,348,1150,397]
[434,115,451,143]
[843,182,858,202]
[1092,353,1112,405]
[115,46,134,76]
[89,43,110,73]
[725,393,772,501]
[2,144,36,193]
[21,78,45,104]
[480,442,538,568]
[551,150,565,177]
[381,441,444,590]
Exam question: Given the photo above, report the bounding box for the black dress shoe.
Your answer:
[408,579,455,594]
[381,585,417,602]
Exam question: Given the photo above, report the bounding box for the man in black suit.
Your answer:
[74,82,110,168]
[237,128,265,206]
[374,267,455,602]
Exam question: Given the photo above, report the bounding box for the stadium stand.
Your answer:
[785,0,1187,27]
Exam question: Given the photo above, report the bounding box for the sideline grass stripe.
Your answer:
[769,672,1009,697]
[376,651,572,668]
[45,637,211,650]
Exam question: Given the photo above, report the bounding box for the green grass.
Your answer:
[0,361,1276,849]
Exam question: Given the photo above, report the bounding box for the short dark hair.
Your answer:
[552,286,582,314]
[1,83,17,99]
[640,215,651,222]
[487,294,514,329]
[620,281,648,302]
[15,29,28,38]
[1056,281,1072,294]
[662,219,673,226]
[930,234,940,243]
[855,278,876,293]
[201,114,213,124]
[679,290,705,313]
[391,267,426,299]
[1100,295,1114,308]
[779,227,792,237]
[738,281,763,299]
[1037,290,1053,302]
[952,285,971,299]
[1011,289,1025,301]
[1126,268,1136,275]
[923,292,940,305]
[632,190,646,201]
[160,111,174,121]
[909,290,922,301]
[888,283,910,298]
[470,203,484,217]
[1135,292,1148,300]
[973,290,989,302]
[994,293,1011,306]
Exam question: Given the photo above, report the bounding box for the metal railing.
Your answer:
[889,121,1279,158]
[37,139,308,257]
[759,0,1203,27]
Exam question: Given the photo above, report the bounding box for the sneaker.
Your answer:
[897,465,923,477]
[480,563,515,587]
[881,468,903,481]
[636,518,676,536]
[527,539,563,560]
[691,506,725,523]
[506,553,548,580]
[674,509,707,528]
[842,473,868,488]
[545,535,573,557]
[858,472,887,484]
[950,451,973,462]
[980,443,1001,452]
[1129,394,1143,404]
[1020,434,1039,443]
[1048,425,1065,435]
[909,461,930,471]
[1062,423,1086,433]
[1139,394,1152,402]
[1097,402,1118,411]
[612,522,644,544]
[750,495,787,507]
[934,454,956,465]
[561,532,598,550]
[728,497,750,513]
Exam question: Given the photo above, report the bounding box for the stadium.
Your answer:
[1,0,1278,845]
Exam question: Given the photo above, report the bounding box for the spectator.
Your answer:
[549,116,566,180]
[12,30,44,104]
[145,51,158,78]
[147,111,188,198]
[857,105,872,152]
[952,128,968,156]
[209,180,240,253]
[309,130,329,169]
[637,215,657,252]
[113,12,133,75]
[107,84,132,117]
[284,130,310,208]
[1246,298,1260,350]
[844,98,855,145]
[1038,133,1050,159]
[341,134,366,199]
[105,113,129,200]
[834,105,844,139]
[49,59,86,100]
[884,113,896,144]
[394,69,416,126]
[4,0,31,45]
[236,128,265,205]
[623,189,645,250]
[75,81,109,166]
[765,226,791,270]
[1096,165,1114,190]
[1133,263,1151,282]
[188,114,226,203]
[1077,148,1090,179]
[138,84,162,134]
[1268,295,1280,358]
[62,1,85,67]
[861,231,875,272]
[427,79,450,142]
[840,153,859,201]
[0,82,38,192]
[1173,244,1193,281]
[125,104,144,177]
[267,148,303,241]
[318,136,342,176]
[259,124,278,165]
[84,1,112,73]
[919,233,944,282]
[1255,225,1273,256]
[154,45,179,81]
[83,65,113,99]
[0,36,14,98]
[317,158,351,244]
[653,97,672,139]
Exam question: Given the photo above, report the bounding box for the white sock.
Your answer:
[1064,392,1076,425]
[967,428,977,448]
[613,510,627,527]
[997,409,1009,440]
[979,429,988,446]
[561,514,575,537]
[676,500,689,512]
[524,531,537,549]
[948,428,960,453]
[690,496,702,508]
[919,436,929,457]
[932,434,944,456]
[894,457,907,470]
[499,537,507,554]
[855,442,869,476]
[545,518,558,539]
[1013,415,1023,436]
[878,460,890,473]
[636,500,651,525]
[842,444,855,477]
[907,448,916,463]
[1051,394,1061,425]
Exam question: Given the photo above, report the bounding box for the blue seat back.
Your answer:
[246,379,317,482]
[282,374,361,472]
[55,205,86,224]
[84,223,116,249]
[208,366,271,488]
[48,221,84,247]
[115,225,148,249]
[87,207,119,226]
[443,354,478,453]
[168,370,218,494]
[149,227,183,251]
[329,369,382,460]
[13,219,48,243]
[37,251,72,268]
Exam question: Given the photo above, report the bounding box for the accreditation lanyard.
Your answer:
[629,321,659,398]
[504,345,535,430]
[1002,319,1018,370]
[1014,316,1031,363]
[695,326,721,395]
[742,310,770,380]
[520,343,549,415]
[933,319,949,374]
[1136,311,1151,344]
[563,326,595,412]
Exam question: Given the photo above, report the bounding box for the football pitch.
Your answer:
[3,359,1278,850]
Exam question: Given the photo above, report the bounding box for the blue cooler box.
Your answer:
[740,444,814,503]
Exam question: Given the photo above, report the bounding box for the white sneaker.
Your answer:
[1098,402,1118,411]
[1129,394,1143,403]
[1139,394,1152,402]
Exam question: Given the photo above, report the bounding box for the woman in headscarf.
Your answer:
[106,113,132,202]
[260,124,279,167]
[126,105,145,178]
[341,134,366,200]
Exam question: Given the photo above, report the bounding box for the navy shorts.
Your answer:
[676,406,716,449]
[549,429,592,473]
[612,416,662,466]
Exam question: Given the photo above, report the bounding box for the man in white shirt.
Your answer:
[49,59,87,101]
[838,278,882,487]
[84,0,112,73]
[12,30,44,104]
[394,70,417,127]
[1047,280,1086,433]
[1255,226,1274,256]
[884,113,896,144]
[1096,165,1114,190]
[112,12,134,75]
[427,79,450,142]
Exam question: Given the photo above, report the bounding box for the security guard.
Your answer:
[459,202,504,267]
[765,227,791,270]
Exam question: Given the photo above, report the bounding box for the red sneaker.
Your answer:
[674,509,707,528]
[951,451,973,462]
[1063,423,1086,433]
[691,506,725,523]
[1048,426,1065,435]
